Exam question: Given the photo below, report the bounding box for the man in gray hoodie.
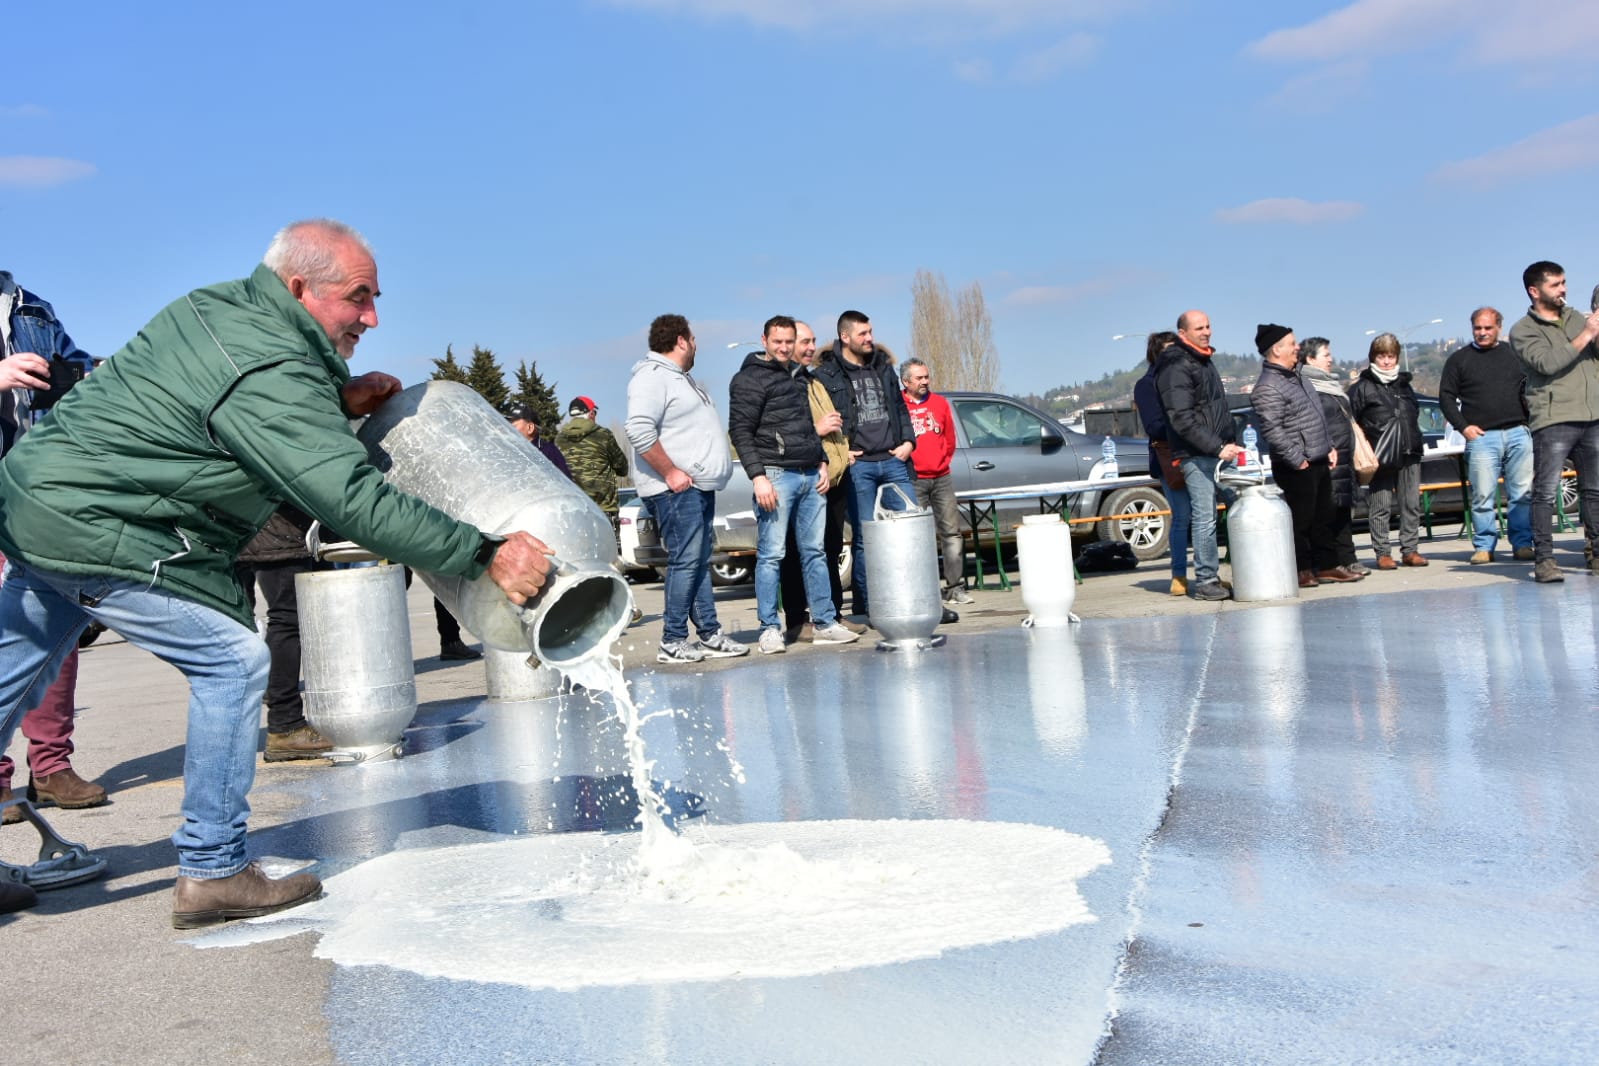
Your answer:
[625,315,748,663]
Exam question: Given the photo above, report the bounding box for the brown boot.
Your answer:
[1401,552,1429,567]
[1298,569,1320,588]
[1315,566,1361,583]
[1375,556,1398,571]
[29,768,109,809]
[0,785,22,826]
[264,725,334,763]
[171,861,323,929]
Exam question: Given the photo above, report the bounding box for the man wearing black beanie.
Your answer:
[1250,325,1356,587]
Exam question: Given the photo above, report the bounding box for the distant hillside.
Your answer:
[1021,338,1459,418]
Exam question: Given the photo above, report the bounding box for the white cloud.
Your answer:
[0,104,50,119]
[1004,278,1117,308]
[953,57,993,84]
[0,156,96,188]
[1431,113,1599,185]
[1264,59,1368,111]
[1011,33,1099,83]
[1248,0,1599,66]
[1214,198,1365,225]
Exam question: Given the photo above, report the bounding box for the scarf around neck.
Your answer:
[1368,363,1399,385]
[1300,362,1347,399]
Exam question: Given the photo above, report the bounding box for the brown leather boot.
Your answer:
[1298,569,1320,588]
[264,725,334,763]
[1401,552,1429,567]
[1375,556,1398,571]
[29,768,109,809]
[171,862,323,929]
[0,785,22,825]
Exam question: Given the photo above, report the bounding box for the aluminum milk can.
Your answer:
[863,483,944,650]
[357,381,631,668]
[1225,483,1299,602]
[297,563,416,762]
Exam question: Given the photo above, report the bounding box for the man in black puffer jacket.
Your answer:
[1250,324,1357,588]
[1155,309,1240,601]
[728,316,858,654]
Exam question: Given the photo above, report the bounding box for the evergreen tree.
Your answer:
[430,344,469,383]
[512,359,561,430]
[465,345,511,411]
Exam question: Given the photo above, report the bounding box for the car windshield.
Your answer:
[954,400,1046,448]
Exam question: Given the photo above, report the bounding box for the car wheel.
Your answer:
[1101,486,1170,561]
[837,542,853,592]
[710,559,753,586]
[1561,460,1581,520]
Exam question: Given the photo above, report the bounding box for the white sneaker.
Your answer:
[943,587,975,605]
[758,628,787,654]
[811,622,860,645]
[697,632,749,658]
[656,640,706,664]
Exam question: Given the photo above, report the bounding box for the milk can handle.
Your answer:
[874,481,918,520]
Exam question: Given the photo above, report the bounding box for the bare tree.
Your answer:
[954,281,1000,392]
[910,269,958,383]
[910,269,1001,391]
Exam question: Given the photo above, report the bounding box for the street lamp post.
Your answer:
[1363,318,1443,373]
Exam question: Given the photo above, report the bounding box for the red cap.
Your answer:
[569,395,597,416]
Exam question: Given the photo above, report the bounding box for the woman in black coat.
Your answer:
[1346,332,1426,569]
[1299,338,1366,575]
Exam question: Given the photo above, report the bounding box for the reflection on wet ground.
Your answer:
[250,580,1599,1064]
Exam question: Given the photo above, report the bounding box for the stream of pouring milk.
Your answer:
[201,642,1111,988]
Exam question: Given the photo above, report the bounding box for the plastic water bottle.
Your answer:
[1242,425,1258,470]
[1100,436,1119,479]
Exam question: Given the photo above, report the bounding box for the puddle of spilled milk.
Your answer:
[199,819,1110,989]
[197,635,1111,988]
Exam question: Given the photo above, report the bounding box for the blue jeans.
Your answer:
[643,488,721,645]
[845,457,914,611]
[1179,456,1234,586]
[1531,421,1599,561]
[0,559,268,878]
[754,467,835,630]
[1162,481,1191,580]
[1464,427,1533,553]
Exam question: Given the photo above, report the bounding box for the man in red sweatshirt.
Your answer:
[901,357,971,606]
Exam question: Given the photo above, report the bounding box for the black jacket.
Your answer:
[1251,361,1332,470]
[812,342,915,455]
[727,352,825,479]
[1302,367,1356,507]
[1154,341,1235,460]
[1348,368,1423,465]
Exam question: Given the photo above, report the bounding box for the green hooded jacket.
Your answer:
[0,264,487,625]
[554,416,628,515]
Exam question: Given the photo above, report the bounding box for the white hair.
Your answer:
[262,219,373,289]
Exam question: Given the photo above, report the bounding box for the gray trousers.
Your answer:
[914,474,966,593]
[1367,459,1421,557]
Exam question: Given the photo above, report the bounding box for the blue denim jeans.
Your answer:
[643,488,722,645]
[754,466,835,630]
[1162,482,1191,580]
[1530,421,1599,561]
[1464,427,1533,553]
[844,457,914,611]
[1179,456,1234,586]
[0,559,268,878]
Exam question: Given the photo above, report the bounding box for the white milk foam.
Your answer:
[201,819,1110,989]
[198,635,1111,988]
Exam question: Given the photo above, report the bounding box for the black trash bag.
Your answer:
[1075,541,1138,572]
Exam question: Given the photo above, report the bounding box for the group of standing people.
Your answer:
[1134,259,1599,599]
[625,311,971,664]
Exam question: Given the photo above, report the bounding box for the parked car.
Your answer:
[942,391,1168,559]
[620,391,1170,580]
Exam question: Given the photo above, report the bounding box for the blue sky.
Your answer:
[7,0,1599,422]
